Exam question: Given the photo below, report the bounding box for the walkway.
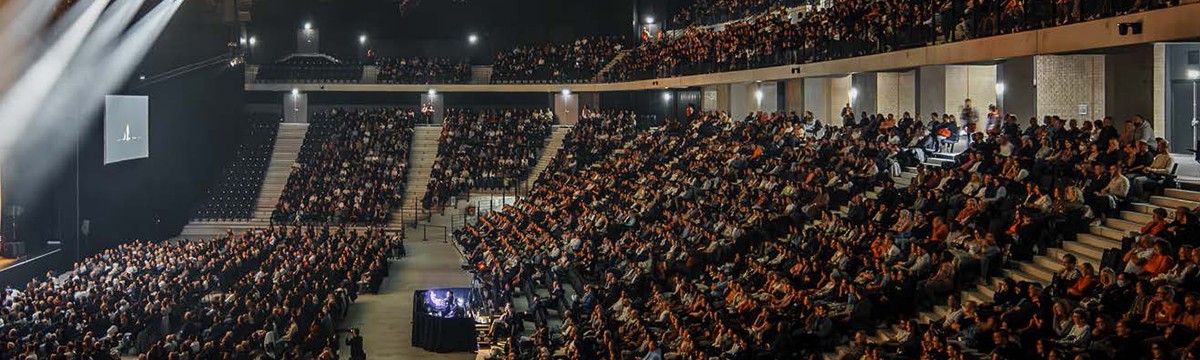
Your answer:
[337,225,474,360]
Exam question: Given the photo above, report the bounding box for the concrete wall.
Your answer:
[998,57,1037,121]
[877,71,916,117]
[803,78,830,123]
[757,81,779,113]
[1035,55,1105,121]
[785,78,804,113]
[830,76,852,125]
[702,86,719,111]
[851,73,878,116]
[715,84,731,114]
[945,65,998,131]
[918,66,947,116]
[730,82,750,118]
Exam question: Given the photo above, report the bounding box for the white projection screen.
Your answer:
[104,95,150,164]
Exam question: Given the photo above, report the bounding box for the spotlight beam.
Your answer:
[0,0,59,91]
[0,0,109,155]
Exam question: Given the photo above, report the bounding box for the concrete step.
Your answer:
[1089,225,1127,242]
[1120,210,1153,224]
[1165,188,1200,202]
[1150,196,1200,210]
[1104,218,1142,233]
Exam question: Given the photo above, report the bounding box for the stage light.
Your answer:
[468,34,478,45]
[645,16,655,24]
[995,83,1006,96]
[249,36,257,46]
[561,89,571,96]
[428,89,437,96]
[291,88,299,95]
[304,22,312,30]
[1189,70,1200,80]
[359,34,367,45]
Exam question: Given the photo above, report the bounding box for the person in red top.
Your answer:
[1143,241,1176,276]
[1141,208,1170,237]
[1067,263,1099,299]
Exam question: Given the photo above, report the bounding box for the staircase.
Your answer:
[175,123,309,240]
[388,125,442,228]
[824,152,1200,360]
[470,65,493,85]
[520,126,572,190]
[254,123,308,220]
[592,50,630,82]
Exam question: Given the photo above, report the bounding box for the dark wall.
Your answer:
[599,89,698,126]
[247,0,636,63]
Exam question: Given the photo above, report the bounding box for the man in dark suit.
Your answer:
[347,328,366,360]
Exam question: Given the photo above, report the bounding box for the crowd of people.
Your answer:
[256,56,363,83]
[671,0,807,27]
[375,57,470,84]
[606,0,1181,82]
[274,108,416,224]
[0,226,397,359]
[458,104,1198,359]
[490,37,627,84]
[422,109,555,210]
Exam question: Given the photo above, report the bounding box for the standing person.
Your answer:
[960,98,979,143]
[347,328,366,360]
[986,104,1002,137]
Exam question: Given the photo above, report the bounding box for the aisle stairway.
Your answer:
[388,125,442,228]
[176,123,308,240]
[470,65,493,85]
[254,123,309,220]
[592,50,630,82]
[824,151,1200,360]
[519,126,572,190]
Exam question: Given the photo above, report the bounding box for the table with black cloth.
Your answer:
[411,289,477,352]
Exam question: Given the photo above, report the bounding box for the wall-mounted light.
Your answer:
[995,83,1006,96]
[291,88,299,96]
[468,34,479,45]
[849,87,859,100]
[561,89,571,96]
[754,89,764,103]
[428,89,437,96]
[1189,69,1200,80]
[645,16,655,24]
[359,34,367,45]
[304,22,312,30]
[662,92,672,101]
[248,36,257,46]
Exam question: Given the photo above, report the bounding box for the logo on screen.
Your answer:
[117,123,141,142]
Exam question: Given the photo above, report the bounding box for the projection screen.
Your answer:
[103,95,149,164]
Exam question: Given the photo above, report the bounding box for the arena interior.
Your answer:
[3,0,1200,359]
